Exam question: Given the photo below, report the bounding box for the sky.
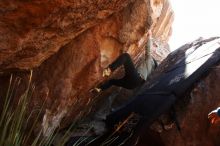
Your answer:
[169,0,220,51]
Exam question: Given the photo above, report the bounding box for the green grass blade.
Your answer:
[0,75,13,126]
[0,113,13,146]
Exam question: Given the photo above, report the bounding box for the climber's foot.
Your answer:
[90,87,102,95]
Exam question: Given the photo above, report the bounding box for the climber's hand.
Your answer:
[208,110,220,124]
[102,67,111,77]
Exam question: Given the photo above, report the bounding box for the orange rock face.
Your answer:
[0,0,133,70]
[0,0,173,136]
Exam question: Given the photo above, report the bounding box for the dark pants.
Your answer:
[99,53,144,90]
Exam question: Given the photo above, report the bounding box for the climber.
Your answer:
[93,29,158,92]
[208,107,220,124]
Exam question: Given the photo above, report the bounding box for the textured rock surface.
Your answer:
[160,67,220,146]
[0,0,173,137]
[0,0,172,71]
[156,67,220,146]
[0,0,132,70]
[145,37,220,146]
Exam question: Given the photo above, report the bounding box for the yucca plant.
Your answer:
[0,72,93,146]
[0,70,116,146]
[0,72,57,146]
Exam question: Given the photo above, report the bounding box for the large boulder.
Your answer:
[160,61,220,146]
[147,38,220,146]
[0,0,173,136]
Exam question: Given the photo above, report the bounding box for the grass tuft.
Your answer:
[0,72,98,146]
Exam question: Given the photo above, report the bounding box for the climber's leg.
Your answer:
[99,53,144,90]
[108,53,137,76]
[98,79,124,91]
